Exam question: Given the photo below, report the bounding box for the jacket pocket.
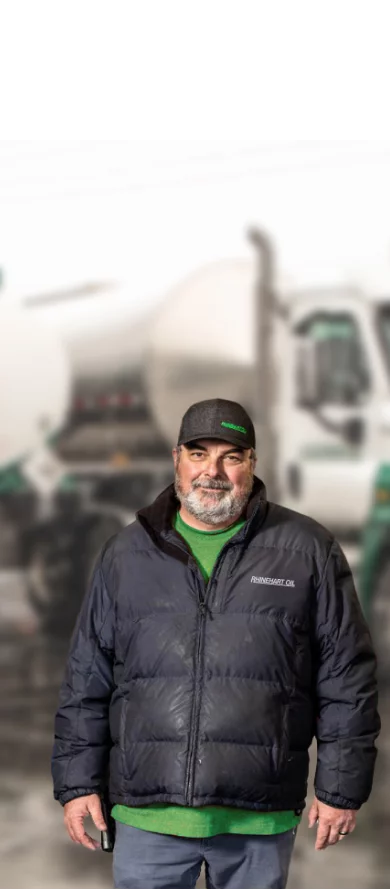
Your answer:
[272,701,290,777]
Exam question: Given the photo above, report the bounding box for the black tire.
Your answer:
[83,515,124,586]
[26,513,125,638]
[27,532,75,636]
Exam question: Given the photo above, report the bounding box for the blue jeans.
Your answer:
[113,821,297,889]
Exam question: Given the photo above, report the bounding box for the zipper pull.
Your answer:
[199,600,213,619]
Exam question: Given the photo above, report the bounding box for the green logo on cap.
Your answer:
[221,421,247,434]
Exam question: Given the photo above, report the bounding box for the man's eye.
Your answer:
[191,452,204,458]
[225,455,240,463]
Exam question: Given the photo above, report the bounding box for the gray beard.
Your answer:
[174,472,253,525]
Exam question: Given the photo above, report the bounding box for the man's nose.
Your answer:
[204,459,223,478]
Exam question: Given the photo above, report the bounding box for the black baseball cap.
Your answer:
[177,398,256,451]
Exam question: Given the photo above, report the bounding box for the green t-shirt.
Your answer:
[174,510,246,581]
[112,511,301,837]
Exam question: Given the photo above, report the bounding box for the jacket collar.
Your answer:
[137,475,268,542]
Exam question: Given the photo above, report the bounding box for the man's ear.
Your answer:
[172,447,179,468]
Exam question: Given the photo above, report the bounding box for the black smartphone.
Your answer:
[100,794,116,853]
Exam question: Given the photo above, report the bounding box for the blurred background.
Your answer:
[1,140,390,888]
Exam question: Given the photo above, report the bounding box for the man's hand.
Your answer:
[64,793,107,850]
[308,796,357,850]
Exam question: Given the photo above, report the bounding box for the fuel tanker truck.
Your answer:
[0,305,135,635]
[145,233,390,539]
[8,229,390,641]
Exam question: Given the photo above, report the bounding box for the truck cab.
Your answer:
[278,289,390,537]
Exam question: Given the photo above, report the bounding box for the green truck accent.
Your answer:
[0,463,77,496]
[359,463,390,617]
[0,463,29,494]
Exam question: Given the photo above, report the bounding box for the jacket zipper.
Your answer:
[184,567,206,804]
[184,541,236,805]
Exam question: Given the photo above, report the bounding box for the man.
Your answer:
[52,398,380,889]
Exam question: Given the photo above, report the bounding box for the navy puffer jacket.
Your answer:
[52,477,380,812]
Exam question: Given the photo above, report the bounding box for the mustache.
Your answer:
[192,478,233,491]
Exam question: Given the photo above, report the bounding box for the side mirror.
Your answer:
[343,417,365,445]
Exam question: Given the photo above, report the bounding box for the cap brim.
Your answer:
[178,431,251,450]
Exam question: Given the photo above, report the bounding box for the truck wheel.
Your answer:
[370,561,390,682]
[83,515,125,586]
[27,537,74,636]
[27,514,126,638]
[27,548,52,617]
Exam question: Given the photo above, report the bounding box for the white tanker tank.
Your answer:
[0,306,71,472]
[145,258,268,447]
[21,283,149,411]
[20,270,260,427]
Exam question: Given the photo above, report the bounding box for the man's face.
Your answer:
[173,439,256,525]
